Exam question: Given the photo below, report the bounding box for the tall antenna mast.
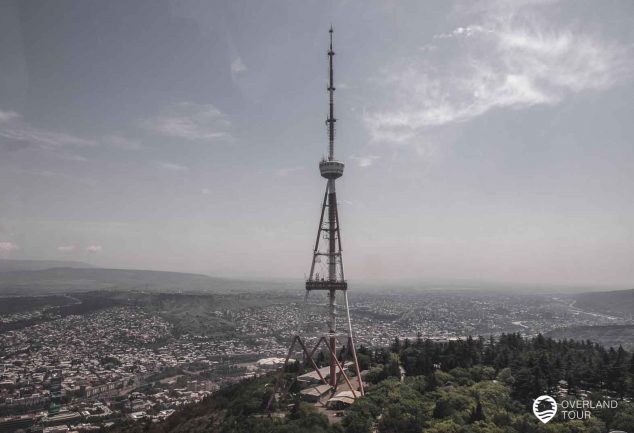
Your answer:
[327,26,336,161]
[267,27,364,412]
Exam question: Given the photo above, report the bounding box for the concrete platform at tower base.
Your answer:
[326,390,356,409]
[296,362,353,385]
[300,384,333,402]
[297,365,331,385]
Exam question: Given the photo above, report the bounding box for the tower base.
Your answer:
[266,333,364,411]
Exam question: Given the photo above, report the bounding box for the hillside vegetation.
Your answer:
[109,334,634,433]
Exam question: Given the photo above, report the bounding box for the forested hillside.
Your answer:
[109,334,634,433]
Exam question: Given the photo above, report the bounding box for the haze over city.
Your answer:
[2,3,634,433]
[1,0,633,288]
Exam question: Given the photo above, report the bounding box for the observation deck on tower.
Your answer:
[305,279,347,291]
[319,158,344,179]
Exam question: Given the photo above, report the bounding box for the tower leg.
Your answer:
[267,335,298,410]
[327,178,338,387]
[329,333,337,386]
[344,292,365,396]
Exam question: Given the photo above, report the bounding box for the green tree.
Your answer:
[468,398,485,423]
[496,368,515,386]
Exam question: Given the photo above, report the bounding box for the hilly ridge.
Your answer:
[0,267,229,295]
[0,259,94,272]
[574,288,634,317]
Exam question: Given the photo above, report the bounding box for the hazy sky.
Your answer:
[1,0,633,288]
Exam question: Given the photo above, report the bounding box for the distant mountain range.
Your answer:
[0,261,229,295]
[0,259,296,295]
[574,288,634,317]
[0,258,94,272]
[542,289,634,349]
[545,325,634,350]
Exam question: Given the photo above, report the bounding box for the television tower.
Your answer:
[268,27,364,409]
[306,25,358,388]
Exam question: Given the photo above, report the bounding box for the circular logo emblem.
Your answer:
[533,395,557,423]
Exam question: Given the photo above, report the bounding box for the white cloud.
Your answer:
[201,188,211,195]
[0,110,96,151]
[156,161,189,172]
[433,25,490,40]
[142,102,232,142]
[419,44,438,52]
[364,5,633,143]
[350,155,381,168]
[0,241,18,252]
[231,56,247,75]
[102,134,142,150]
[86,245,102,253]
[57,245,76,252]
[0,111,19,123]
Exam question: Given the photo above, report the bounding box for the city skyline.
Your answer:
[1,0,634,288]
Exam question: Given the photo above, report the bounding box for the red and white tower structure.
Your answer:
[306,26,360,388]
[269,27,364,408]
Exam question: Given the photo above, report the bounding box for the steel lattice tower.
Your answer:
[268,28,364,410]
[306,26,358,388]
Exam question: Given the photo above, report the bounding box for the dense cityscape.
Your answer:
[1,288,631,432]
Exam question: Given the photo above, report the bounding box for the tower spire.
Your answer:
[327,26,336,161]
